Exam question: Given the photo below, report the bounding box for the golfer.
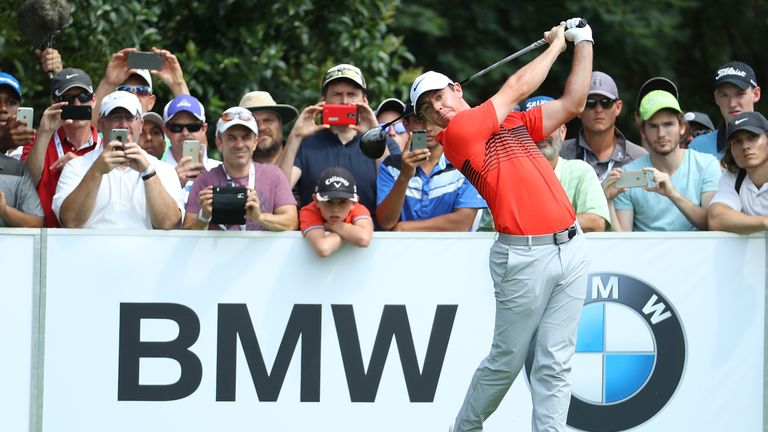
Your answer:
[410,19,593,431]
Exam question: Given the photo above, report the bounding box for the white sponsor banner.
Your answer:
[40,231,765,431]
[0,230,38,432]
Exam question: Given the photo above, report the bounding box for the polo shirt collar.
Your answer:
[577,127,630,163]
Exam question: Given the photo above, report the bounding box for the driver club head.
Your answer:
[360,126,387,159]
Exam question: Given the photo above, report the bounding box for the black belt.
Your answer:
[497,224,579,247]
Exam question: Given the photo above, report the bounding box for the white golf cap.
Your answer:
[130,69,153,89]
[100,90,142,118]
[216,106,258,136]
[410,71,454,114]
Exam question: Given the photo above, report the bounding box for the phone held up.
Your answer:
[127,51,163,70]
[411,130,427,151]
[322,104,357,126]
[183,140,202,165]
[60,105,92,121]
[616,170,653,189]
[16,107,33,128]
[110,129,128,150]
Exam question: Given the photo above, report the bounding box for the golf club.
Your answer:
[360,19,587,159]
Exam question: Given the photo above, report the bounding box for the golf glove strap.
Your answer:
[565,17,593,44]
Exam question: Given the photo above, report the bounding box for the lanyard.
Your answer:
[218,163,255,231]
[578,134,615,183]
[53,129,99,159]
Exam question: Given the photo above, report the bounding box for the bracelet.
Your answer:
[198,209,211,224]
[141,166,157,181]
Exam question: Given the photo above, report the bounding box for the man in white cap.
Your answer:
[183,107,297,231]
[239,91,298,165]
[53,90,183,229]
[410,19,593,432]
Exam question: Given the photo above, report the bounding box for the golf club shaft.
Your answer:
[459,39,547,86]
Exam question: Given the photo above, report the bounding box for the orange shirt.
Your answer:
[436,100,574,235]
[299,201,372,235]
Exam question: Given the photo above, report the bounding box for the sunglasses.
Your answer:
[167,122,203,133]
[379,121,406,135]
[220,111,254,122]
[56,91,93,104]
[117,85,153,96]
[585,98,616,109]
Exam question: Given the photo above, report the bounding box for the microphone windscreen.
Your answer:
[16,0,71,48]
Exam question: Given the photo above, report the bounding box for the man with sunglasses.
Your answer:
[375,98,408,155]
[560,71,646,183]
[53,90,183,229]
[21,68,100,227]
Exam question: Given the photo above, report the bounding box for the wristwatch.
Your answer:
[141,166,157,181]
[198,209,211,224]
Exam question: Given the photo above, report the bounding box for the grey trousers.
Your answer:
[453,233,589,432]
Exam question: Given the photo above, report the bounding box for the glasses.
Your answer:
[56,91,93,104]
[167,122,203,133]
[220,111,254,122]
[585,97,616,110]
[117,85,153,96]
[379,121,406,135]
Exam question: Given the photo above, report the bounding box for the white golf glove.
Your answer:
[564,17,593,45]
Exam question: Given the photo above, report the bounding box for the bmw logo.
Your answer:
[526,273,686,431]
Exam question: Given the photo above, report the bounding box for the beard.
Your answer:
[252,135,282,160]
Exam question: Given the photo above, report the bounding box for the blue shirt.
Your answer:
[377,153,487,228]
[294,129,383,214]
[688,128,725,159]
[613,150,721,231]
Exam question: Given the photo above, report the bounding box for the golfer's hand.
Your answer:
[565,18,593,44]
[544,24,567,53]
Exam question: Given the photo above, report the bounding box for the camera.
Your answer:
[322,104,358,126]
[211,186,247,225]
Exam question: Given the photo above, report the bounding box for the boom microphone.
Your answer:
[16,0,72,77]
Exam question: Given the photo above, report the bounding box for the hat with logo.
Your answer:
[99,90,142,117]
[636,77,678,110]
[522,95,554,111]
[51,68,93,98]
[322,64,366,92]
[375,98,405,117]
[239,91,299,124]
[410,71,455,114]
[315,166,358,202]
[0,72,22,99]
[639,90,682,121]
[589,71,619,99]
[684,111,715,131]
[715,61,758,90]
[163,94,205,123]
[726,111,768,139]
[216,106,258,136]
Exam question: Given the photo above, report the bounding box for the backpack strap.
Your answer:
[735,168,747,193]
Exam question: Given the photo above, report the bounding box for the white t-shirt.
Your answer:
[711,170,768,216]
[52,148,184,229]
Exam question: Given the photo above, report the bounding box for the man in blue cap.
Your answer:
[0,72,35,156]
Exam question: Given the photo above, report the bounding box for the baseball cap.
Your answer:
[375,98,405,117]
[726,111,768,139]
[714,61,758,90]
[0,72,22,99]
[142,112,164,129]
[216,106,258,136]
[522,96,554,111]
[589,71,619,99]
[322,64,366,91]
[128,69,152,89]
[239,91,299,124]
[99,90,142,117]
[163,94,205,123]
[684,111,715,131]
[639,90,682,121]
[636,77,678,110]
[410,71,454,114]
[51,68,93,97]
[315,166,358,202]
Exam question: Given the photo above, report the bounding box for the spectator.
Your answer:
[682,111,715,148]
[633,76,679,151]
[239,91,299,165]
[560,71,646,182]
[279,63,381,214]
[0,151,43,227]
[53,91,183,229]
[162,94,220,196]
[606,90,721,231]
[22,68,100,227]
[375,97,408,154]
[376,103,486,231]
[300,166,373,257]
[689,61,761,159]
[183,107,297,231]
[139,112,166,159]
[0,72,35,157]
[708,111,768,233]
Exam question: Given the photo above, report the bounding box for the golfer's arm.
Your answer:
[541,42,593,136]
[708,203,768,234]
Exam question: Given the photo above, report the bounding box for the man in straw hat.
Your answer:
[239,91,298,165]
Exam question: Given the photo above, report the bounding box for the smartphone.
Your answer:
[411,130,427,151]
[61,105,92,121]
[110,129,128,150]
[183,140,201,164]
[16,107,33,128]
[127,51,163,70]
[322,104,358,126]
[617,170,653,189]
